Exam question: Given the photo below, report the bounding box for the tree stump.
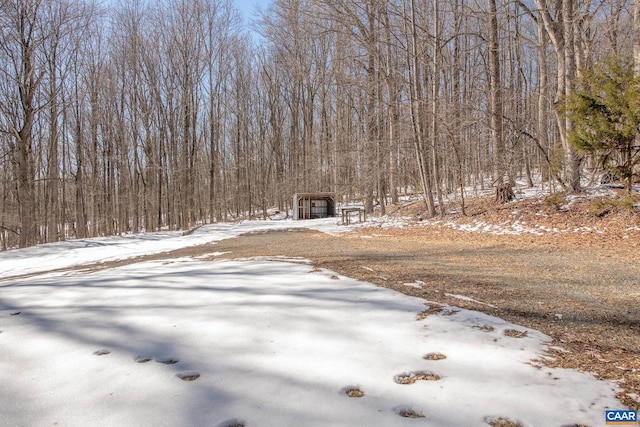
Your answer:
[495,183,514,204]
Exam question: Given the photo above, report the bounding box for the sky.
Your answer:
[232,0,270,25]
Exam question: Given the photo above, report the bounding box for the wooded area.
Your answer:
[0,0,637,248]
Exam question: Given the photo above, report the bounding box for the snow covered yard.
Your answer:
[0,221,625,426]
[0,219,346,279]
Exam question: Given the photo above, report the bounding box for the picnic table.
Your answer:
[341,207,366,225]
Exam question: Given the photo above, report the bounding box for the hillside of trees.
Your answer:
[1,0,638,248]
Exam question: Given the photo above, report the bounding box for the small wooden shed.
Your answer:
[293,193,336,220]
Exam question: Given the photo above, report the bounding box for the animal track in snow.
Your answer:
[341,386,364,398]
[93,349,111,356]
[394,371,441,384]
[176,372,200,381]
[423,352,446,361]
[503,329,528,338]
[156,357,179,364]
[216,420,245,427]
[484,415,525,427]
[134,356,152,363]
[394,406,425,418]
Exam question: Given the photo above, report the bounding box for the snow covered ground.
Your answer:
[0,219,626,426]
[0,219,347,279]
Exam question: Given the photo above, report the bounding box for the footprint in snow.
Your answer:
[216,420,246,427]
[394,371,441,384]
[484,415,525,427]
[176,372,200,381]
[156,357,179,364]
[93,349,111,356]
[341,386,364,398]
[394,406,425,418]
[134,356,152,363]
[503,329,528,338]
[423,352,446,361]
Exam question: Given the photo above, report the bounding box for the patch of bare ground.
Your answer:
[392,191,640,255]
[206,193,640,409]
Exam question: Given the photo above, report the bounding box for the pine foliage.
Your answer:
[565,56,640,191]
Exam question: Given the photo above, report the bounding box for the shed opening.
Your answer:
[293,193,336,220]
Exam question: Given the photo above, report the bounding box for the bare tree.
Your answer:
[530,0,585,192]
[406,0,436,216]
[635,0,640,75]
[0,0,48,247]
[488,0,513,203]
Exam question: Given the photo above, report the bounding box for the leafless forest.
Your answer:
[0,0,636,248]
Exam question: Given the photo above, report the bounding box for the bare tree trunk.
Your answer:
[488,0,506,189]
[537,23,551,184]
[363,0,377,215]
[9,2,41,247]
[432,0,445,216]
[534,0,583,192]
[46,50,60,243]
[88,49,101,236]
[382,4,399,205]
[563,0,582,191]
[407,0,435,216]
[74,90,88,239]
[15,113,37,248]
[636,0,640,76]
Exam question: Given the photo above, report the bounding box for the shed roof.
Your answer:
[293,192,336,199]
